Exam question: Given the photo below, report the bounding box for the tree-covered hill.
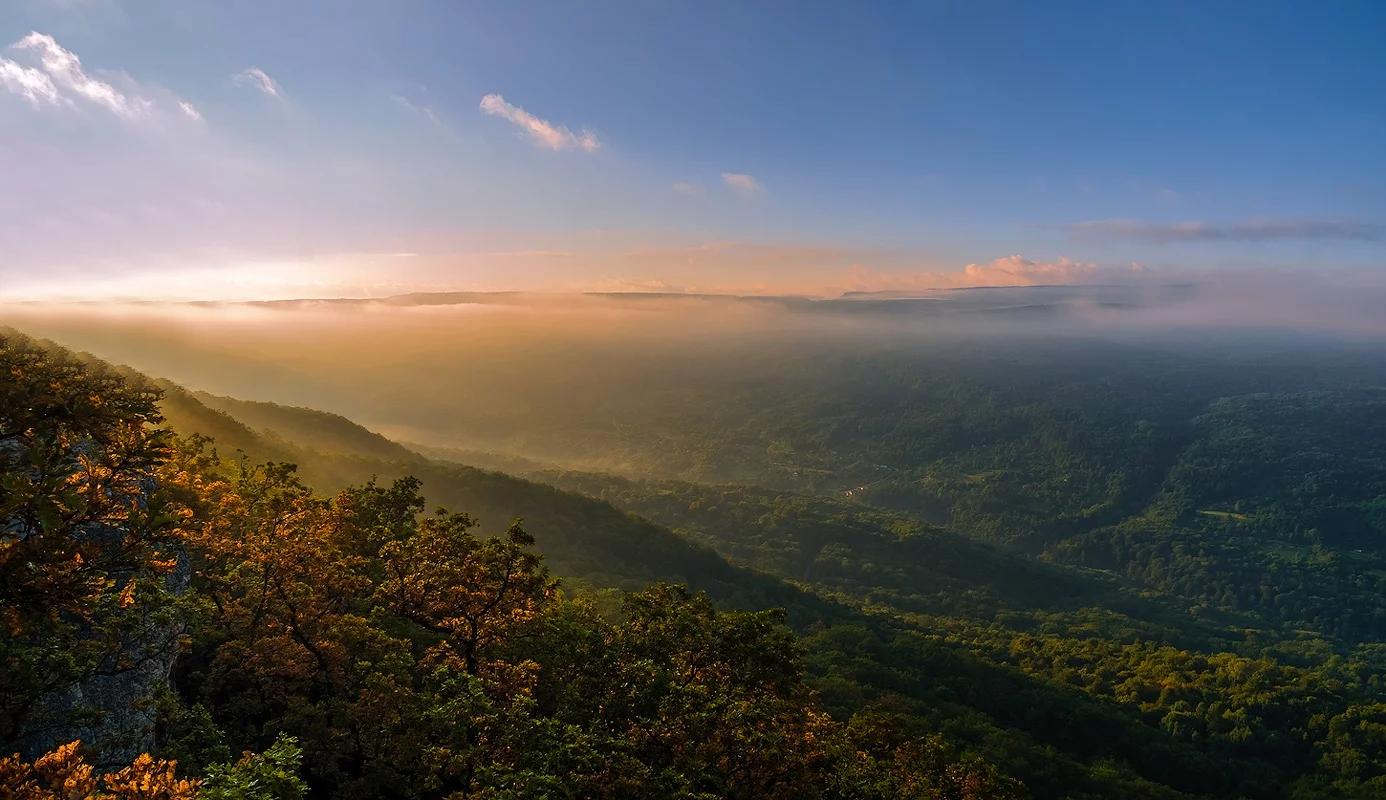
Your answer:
[535,469,1386,798]
[135,351,1386,797]
[10,327,1386,798]
[188,391,421,465]
[2,331,1021,799]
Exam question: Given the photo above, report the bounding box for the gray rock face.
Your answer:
[14,550,190,768]
[4,436,189,768]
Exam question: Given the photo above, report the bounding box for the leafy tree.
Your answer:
[199,735,307,800]
[0,741,198,800]
[1,334,187,746]
[0,736,305,800]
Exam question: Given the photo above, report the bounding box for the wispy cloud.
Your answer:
[0,58,61,106]
[3,32,143,117]
[15,32,139,116]
[233,67,283,99]
[1063,217,1383,243]
[721,173,764,197]
[391,94,454,137]
[673,182,704,196]
[0,32,198,122]
[479,93,599,152]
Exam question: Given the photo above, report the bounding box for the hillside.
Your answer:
[8,331,1030,800]
[10,328,1386,798]
[154,383,1386,798]
[190,391,421,464]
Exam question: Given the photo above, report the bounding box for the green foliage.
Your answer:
[0,332,187,744]
[199,735,307,800]
[521,340,1386,799]
[148,338,1386,799]
[189,392,419,465]
[166,453,976,799]
[15,328,1386,799]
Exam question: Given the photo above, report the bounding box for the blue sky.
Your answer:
[1,0,1383,299]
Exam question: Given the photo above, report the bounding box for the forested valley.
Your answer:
[6,316,1386,800]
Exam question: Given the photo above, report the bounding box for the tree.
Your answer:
[378,512,554,676]
[0,735,305,800]
[1,334,187,749]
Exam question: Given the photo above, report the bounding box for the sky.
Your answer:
[1,0,1384,300]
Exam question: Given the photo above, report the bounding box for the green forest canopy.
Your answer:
[6,327,1386,799]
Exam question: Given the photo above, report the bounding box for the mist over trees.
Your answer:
[6,287,1386,798]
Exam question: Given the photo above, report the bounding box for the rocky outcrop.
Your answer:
[4,437,189,768]
[13,551,190,768]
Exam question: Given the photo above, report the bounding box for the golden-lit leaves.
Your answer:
[2,334,191,743]
[101,753,200,800]
[167,466,569,797]
[378,515,554,675]
[2,334,1033,798]
[29,741,99,798]
[0,742,199,800]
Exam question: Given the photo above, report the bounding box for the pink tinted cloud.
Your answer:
[479,94,599,152]
[846,256,1149,293]
[720,173,764,197]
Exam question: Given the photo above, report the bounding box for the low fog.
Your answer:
[4,280,1385,480]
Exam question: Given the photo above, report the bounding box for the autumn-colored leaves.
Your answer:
[2,332,1024,799]
[0,742,197,800]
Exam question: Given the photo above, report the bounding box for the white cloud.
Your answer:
[673,182,703,196]
[0,31,199,123]
[233,67,282,98]
[479,93,599,152]
[0,58,62,106]
[721,173,764,197]
[4,32,148,118]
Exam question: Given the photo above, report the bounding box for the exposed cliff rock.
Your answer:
[2,332,186,767]
[12,549,189,768]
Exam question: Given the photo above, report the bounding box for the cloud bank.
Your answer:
[479,94,599,152]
